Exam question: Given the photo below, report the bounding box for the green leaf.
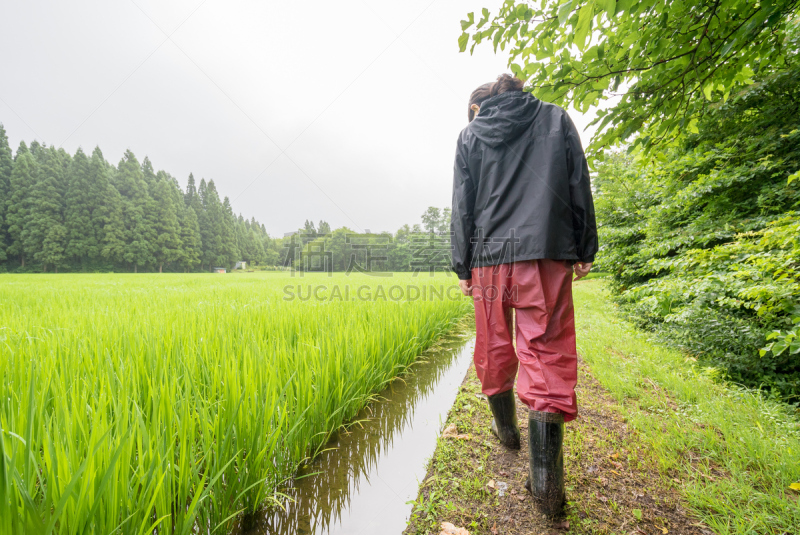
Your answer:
[719,38,738,58]
[787,170,799,185]
[458,32,469,52]
[605,0,617,18]
[575,1,595,52]
[617,0,634,13]
[460,12,475,31]
[477,8,490,29]
[558,0,574,26]
[493,27,503,51]
[702,83,713,101]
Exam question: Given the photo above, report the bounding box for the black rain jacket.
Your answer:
[450,90,598,280]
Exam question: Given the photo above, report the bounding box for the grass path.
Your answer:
[404,279,800,535]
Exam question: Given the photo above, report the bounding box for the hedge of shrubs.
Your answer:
[594,67,800,402]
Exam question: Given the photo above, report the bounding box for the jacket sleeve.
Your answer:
[562,112,598,263]
[450,134,476,280]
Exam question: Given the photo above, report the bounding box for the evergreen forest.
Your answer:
[0,127,453,274]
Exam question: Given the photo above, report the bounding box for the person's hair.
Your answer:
[467,74,525,122]
[490,73,525,96]
[468,83,492,122]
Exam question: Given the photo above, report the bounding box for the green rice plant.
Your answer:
[0,272,470,534]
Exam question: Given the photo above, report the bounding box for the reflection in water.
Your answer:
[232,333,475,535]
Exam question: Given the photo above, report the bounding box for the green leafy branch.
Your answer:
[459,0,800,161]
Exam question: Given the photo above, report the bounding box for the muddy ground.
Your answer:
[403,360,714,535]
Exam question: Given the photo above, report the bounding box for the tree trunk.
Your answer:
[134,264,138,274]
[159,263,163,273]
[55,266,58,274]
[20,255,25,268]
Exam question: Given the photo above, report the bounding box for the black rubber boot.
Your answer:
[527,410,565,516]
[487,389,521,450]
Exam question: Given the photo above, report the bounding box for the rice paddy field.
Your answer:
[0,272,470,535]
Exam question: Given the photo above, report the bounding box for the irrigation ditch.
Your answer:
[232,329,476,534]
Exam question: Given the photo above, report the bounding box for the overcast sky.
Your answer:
[0,0,595,236]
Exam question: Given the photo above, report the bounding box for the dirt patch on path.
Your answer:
[404,359,712,535]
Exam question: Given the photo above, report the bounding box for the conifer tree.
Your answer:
[87,148,113,262]
[221,196,240,266]
[64,148,97,267]
[197,178,215,269]
[140,157,160,262]
[114,150,153,272]
[141,157,157,189]
[0,124,12,264]
[234,215,263,265]
[180,205,202,271]
[101,184,126,265]
[28,140,44,160]
[153,178,182,272]
[251,226,266,265]
[199,180,225,268]
[6,142,35,267]
[235,215,247,261]
[40,225,68,272]
[183,174,204,268]
[184,173,198,208]
[26,146,69,272]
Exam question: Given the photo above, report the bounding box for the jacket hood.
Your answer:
[467,91,541,148]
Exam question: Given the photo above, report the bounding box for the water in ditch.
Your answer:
[234,332,475,535]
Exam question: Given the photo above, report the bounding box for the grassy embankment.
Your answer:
[405,279,800,534]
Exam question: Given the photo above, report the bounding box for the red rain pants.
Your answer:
[471,259,578,422]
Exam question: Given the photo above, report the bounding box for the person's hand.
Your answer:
[458,279,473,296]
[573,262,592,281]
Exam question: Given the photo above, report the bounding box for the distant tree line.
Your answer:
[281,206,453,274]
[0,124,281,272]
[0,124,455,274]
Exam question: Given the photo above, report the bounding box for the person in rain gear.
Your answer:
[450,74,597,516]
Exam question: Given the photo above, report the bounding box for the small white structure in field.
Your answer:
[212,267,226,273]
[234,261,246,270]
